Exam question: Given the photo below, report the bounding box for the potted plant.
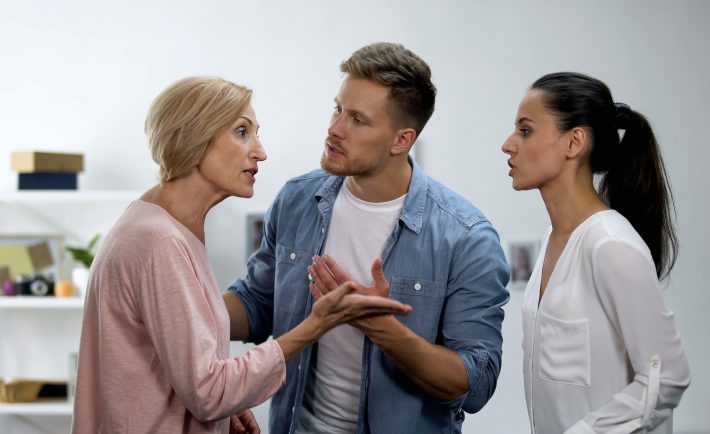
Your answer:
[66,234,100,296]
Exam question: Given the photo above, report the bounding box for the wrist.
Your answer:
[360,314,397,338]
[301,314,325,341]
[276,315,323,363]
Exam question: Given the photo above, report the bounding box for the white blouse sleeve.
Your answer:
[569,239,690,433]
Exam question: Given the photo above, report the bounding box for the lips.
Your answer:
[243,167,258,177]
[325,138,345,155]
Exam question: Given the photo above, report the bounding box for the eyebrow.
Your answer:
[333,98,372,122]
[516,116,535,125]
[239,115,253,125]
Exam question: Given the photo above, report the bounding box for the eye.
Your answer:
[352,116,363,125]
[333,105,342,115]
[234,126,247,137]
[519,127,531,137]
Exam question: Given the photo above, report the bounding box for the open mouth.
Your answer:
[326,143,344,156]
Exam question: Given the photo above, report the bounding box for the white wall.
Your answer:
[1,1,708,432]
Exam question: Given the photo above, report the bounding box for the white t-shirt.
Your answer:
[296,181,406,434]
[522,210,690,434]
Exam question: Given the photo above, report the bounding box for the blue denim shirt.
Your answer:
[228,158,510,434]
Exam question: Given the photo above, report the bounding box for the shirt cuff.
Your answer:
[564,419,595,434]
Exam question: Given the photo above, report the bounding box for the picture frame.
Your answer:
[0,233,64,284]
[508,241,539,285]
[245,213,265,258]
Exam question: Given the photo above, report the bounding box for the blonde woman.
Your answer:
[72,77,411,434]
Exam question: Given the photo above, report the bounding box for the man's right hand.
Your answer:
[308,255,395,332]
[275,282,411,362]
[308,255,390,299]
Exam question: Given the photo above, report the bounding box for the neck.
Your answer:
[140,173,227,243]
[540,171,609,235]
[346,157,412,202]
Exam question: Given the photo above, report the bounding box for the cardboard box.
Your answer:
[18,172,78,190]
[11,151,84,173]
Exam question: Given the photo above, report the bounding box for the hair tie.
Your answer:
[615,102,631,129]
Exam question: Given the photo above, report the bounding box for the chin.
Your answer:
[320,156,344,176]
[512,181,535,191]
[232,188,255,199]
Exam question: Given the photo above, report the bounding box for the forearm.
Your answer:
[363,315,469,401]
[223,292,250,341]
[275,316,323,363]
[568,373,689,433]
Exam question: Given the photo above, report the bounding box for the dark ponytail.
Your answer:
[532,72,678,278]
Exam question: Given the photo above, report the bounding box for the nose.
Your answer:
[328,111,345,139]
[501,134,515,155]
[251,138,267,162]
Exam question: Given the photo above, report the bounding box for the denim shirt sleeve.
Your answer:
[226,194,281,344]
[444,220,510,413]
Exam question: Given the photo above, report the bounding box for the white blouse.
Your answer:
[522,210,690,434]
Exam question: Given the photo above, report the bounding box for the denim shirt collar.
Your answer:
[314,155,427,235]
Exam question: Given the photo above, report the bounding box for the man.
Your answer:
[224,42,510,434]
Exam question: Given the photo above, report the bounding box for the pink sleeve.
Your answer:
[138,236,285,422]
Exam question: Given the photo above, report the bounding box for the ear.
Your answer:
[565,127,588,160]
[390,128,417,156]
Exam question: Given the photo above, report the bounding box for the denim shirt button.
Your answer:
[290,252,296,260]
[321,227,325,234]
[455,409,465,422]
[308,274,312,281]
[414,282,422,291]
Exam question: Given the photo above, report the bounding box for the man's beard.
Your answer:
[320,150,378,177]
[320,137,389,177]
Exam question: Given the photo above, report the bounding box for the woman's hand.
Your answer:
[229,409,260,434]
[308,255,394,332]
[275,280,411,362]
[308,279,410,332]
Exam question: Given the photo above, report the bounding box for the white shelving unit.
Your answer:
[0,297,84,422]
[0,297,84,309]
[0,400,73,415]
[1,190,141,203]
[0,190,138,434]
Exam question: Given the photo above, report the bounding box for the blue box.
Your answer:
[18,172,78,190]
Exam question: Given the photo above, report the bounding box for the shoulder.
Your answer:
[275,168,334,199]
[582,210,654,267]
[423,174,492,230]
[98,201,193,264]
[284,168,332,188]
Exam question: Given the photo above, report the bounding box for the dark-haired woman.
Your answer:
[502,72,690,433]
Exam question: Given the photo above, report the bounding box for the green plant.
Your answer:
[66,234,100,268]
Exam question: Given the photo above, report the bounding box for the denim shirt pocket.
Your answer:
[389,277,446,342]
[274,243,312,313]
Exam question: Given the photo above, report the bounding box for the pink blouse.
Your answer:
[72,200,285,433]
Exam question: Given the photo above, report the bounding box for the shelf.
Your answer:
[0,297,84,309]
[0,400,72,415]
[0,190,142,203]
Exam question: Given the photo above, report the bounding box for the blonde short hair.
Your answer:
[341,42,436,136]
[145,76,252,182]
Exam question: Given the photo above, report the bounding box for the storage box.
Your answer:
[0,379,68,403]
[0,380,43,403]
[11,151,84,173]
[18,172,78,190]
